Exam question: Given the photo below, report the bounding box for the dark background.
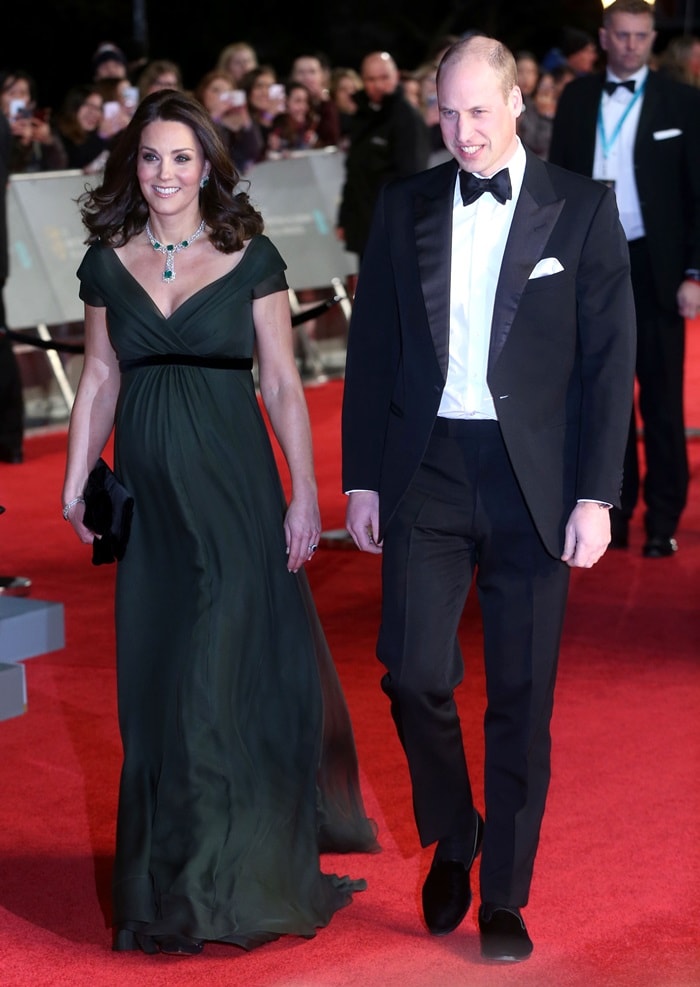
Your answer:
[3,0,696,107]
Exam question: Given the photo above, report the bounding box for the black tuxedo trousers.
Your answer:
[622,238,688,536]
[378,418,570,907]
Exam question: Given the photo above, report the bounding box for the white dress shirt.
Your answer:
[438,139,526,420]
[593,66,648,242]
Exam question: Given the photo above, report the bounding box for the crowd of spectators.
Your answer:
[2,28,699,180]
[0,35,448,181]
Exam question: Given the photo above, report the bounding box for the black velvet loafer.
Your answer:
[478,905,533,962]
[422,811,484,935]
[642,536,678,558]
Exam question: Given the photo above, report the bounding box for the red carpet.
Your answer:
[1,328,699,987]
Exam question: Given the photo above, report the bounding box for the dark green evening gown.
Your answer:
[77,235,376,951]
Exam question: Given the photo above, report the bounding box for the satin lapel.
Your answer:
[489,155,564,372]
[414,161,457,378]
[634,70,659,155]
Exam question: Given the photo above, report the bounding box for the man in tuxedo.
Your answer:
[342,36,635,961]
[549,0,700,557]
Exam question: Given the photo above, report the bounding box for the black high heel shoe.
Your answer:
[153,935,205,955]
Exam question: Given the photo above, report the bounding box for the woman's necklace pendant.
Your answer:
[145,219,206,284]
[163,244,176,282]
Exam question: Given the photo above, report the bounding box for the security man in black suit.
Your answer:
[549,0,700,557]
[336,51,431,260]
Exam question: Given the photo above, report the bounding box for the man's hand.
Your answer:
[346,490,383,554]
[677,279,700,320]
[561,501,611,568]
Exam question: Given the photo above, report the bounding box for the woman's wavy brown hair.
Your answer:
[79,89,263,251]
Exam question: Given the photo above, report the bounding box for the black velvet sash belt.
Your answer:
[119,354,254,372]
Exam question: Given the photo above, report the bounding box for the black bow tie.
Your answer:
[604,79,636,96]
[459,167,512,207]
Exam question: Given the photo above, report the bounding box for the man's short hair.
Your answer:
[602,0,656,27]
[437,36,517,100]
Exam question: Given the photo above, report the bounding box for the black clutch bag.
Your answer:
[83,458,134,565]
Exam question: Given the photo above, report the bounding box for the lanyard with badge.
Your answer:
[596,78,646,189]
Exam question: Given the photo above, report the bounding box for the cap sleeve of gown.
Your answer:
[76,244,107,308]
[251,235,289,298]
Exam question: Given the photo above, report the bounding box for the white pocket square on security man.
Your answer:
[653,128,682,140]
[529,257,564,279]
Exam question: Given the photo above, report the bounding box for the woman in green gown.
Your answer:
[62,90,376,956]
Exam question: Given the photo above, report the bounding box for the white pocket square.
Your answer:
[529,257,564,279]
[653,128,682,141]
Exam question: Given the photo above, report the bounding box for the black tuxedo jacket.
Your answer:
[342,152,636,558]
[549,71,700,311]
